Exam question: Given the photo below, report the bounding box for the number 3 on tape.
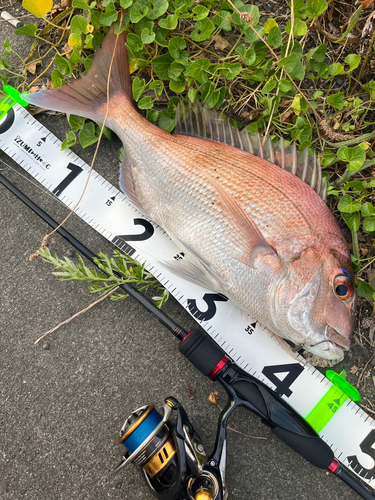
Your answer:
[262,363,304,397]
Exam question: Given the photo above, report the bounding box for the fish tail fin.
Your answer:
[21,25,133,123]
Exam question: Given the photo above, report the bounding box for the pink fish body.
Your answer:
[23,26,357,360]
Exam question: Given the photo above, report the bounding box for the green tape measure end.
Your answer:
[3,85,29,107]
[305,370,361,433]
[326,370,361,402]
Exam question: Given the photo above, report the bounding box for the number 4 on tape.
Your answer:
[262,363,304,398]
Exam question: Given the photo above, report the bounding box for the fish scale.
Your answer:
[22,23,356,361]
[125,130,337,255]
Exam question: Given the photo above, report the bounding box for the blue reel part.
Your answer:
[121,405,163,453]
[119,404,177,478]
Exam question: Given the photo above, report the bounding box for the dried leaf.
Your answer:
[368,268,375,286]
[350,365,358,374]
[29,86,40,93]
[320,120,353,142]
[27,62,37,74]
[214,35,231,51]
[186,385,195,400]
[63,43,72,58]
[280,108,294,123]
[358,0,375,8]
[46,79,53,89]
[373,375,375,387]
[208,391,219,405]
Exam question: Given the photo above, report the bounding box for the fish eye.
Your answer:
[334,275,353,301]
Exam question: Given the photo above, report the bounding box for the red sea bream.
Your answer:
[22,25,357,360]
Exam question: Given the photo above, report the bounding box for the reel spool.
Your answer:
[115,398,212,500]
[118,403,178,479]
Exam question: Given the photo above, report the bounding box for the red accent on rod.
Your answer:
[179,329,193,344]
[208,356,229,380]
[327,458,339,473]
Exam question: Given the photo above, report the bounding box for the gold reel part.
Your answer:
[195,488,214,500]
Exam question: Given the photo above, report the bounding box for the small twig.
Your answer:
[43,15,70,30]
[227,425,271,440]
[352,28,375,95]
[34,285,120,344]
[0,13,34,22]
[360,404,375,416]
[357,351,375,385]
[26,58,55,90]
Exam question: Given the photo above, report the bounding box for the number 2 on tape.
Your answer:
[262,363,304,397]
[117,219,154,242]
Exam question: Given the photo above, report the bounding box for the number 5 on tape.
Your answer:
[305,370,361,433]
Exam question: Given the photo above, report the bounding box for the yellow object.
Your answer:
[129,60,139,74]
[143,433,177,478]
[195,489,214,500]
[264,19,278,33]
[23,0,53,18]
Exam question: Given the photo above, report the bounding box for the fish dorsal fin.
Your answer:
[174,102,327,201]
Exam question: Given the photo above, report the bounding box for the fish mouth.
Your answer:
[302,326,350,361]
[304,340,344,361]
[304,325,350,362]
[325,325,351,351]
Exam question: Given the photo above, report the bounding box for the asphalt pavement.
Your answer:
[0,10,365,500]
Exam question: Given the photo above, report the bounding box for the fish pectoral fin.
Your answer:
[119,148,150,217]
[163,236,229,291]
[202,171,277,268]
[163,258,226,291]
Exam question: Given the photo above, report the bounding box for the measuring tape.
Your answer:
[1,101,375,489]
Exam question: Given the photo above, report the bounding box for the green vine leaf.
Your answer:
[15,23,38,37]
[191,18,215,41]
[79,122,98,148]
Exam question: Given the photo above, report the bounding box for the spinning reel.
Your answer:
[114,397,220,500]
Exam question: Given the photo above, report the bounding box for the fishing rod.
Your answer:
[1,171,374,500]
